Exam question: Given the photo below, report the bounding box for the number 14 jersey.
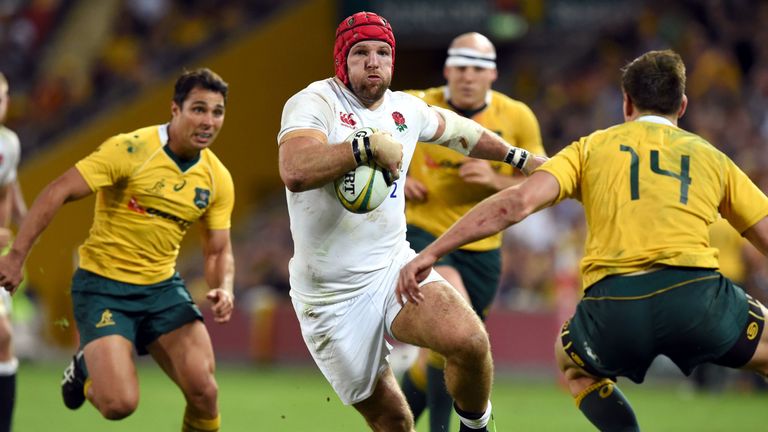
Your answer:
[538,116,768,290]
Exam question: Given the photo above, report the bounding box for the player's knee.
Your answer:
[367,410,413,432]
[446,328,490,363]
[97,395,138,420]
[185,375,219,415]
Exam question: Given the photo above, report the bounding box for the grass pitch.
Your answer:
[15,361,766,431]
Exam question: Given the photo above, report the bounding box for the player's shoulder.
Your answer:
[202,149,233,178]
[201,148,228,170]
[284,78,341,113]
[200,149,234,194]
[110,124,162,143]
[292,78,338,100]
[489,90,532,112]
[101,124,164,156]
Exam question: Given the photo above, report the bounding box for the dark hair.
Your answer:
[173,68,229,107]
[620,50,686,116]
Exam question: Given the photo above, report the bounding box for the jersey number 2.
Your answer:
[619,145,691,204]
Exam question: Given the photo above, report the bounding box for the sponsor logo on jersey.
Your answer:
[95,309,116,328]
[173,179,187,191]
[340,112,357,128]
[194,188,210,209]
[127,196,192,229]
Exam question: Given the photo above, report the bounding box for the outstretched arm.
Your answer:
[0,167,92,293]
[202,227,235,323]
[743,217,768,257]
[427,106,547,175]
[10,180,27,228]
[397,171,560,304]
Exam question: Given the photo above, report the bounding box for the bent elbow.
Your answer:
[280,168,308,193]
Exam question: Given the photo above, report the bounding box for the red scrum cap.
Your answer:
[334,11,396,86]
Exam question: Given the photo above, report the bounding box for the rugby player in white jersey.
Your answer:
[278,12,545,431]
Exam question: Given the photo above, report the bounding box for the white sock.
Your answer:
[0,358,18,376]
[457,400,492,429]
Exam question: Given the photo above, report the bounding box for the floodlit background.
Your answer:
[3,0,767,430]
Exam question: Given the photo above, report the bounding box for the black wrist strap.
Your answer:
[504,148,529,170]
[352,139,363,165]
[363,137,373,162]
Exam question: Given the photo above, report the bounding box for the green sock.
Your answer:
[576,379,639,432]
[427,364,453,431]
[401,367,427,421]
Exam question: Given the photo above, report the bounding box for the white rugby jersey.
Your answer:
[0,126,21,187]
[279,78,439,304]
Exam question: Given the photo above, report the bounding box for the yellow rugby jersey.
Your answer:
[406,87,544,251]
[709,217,746,282]
[75,124,234,284]
[538,117,768,290]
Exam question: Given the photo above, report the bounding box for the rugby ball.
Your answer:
[334,128,394,214]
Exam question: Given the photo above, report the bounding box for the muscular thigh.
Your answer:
[83,335,138,396]
[391,279,484,353]
[147,320,215,388]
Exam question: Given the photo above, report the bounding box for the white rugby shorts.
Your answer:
[292,248,445,405]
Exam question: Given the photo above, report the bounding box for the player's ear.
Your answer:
[678,94,688,119]
[622,92,633,121]
[171,100,181,117]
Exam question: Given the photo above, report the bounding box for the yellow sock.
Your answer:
[426,350,446,369]
[407,362,427,391]
[83,378,92,400]
[182,406,221,432]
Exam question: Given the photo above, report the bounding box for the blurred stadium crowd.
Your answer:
[4,0,768,374]
[0,0,283,155]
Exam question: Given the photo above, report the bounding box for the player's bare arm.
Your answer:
[427,106,547,175]
[10,181,27,227]
[397,170,560,304]
[0,167,92,294]
[202,227,235,324]
[741,216,768,256]
[279,129,403,192]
